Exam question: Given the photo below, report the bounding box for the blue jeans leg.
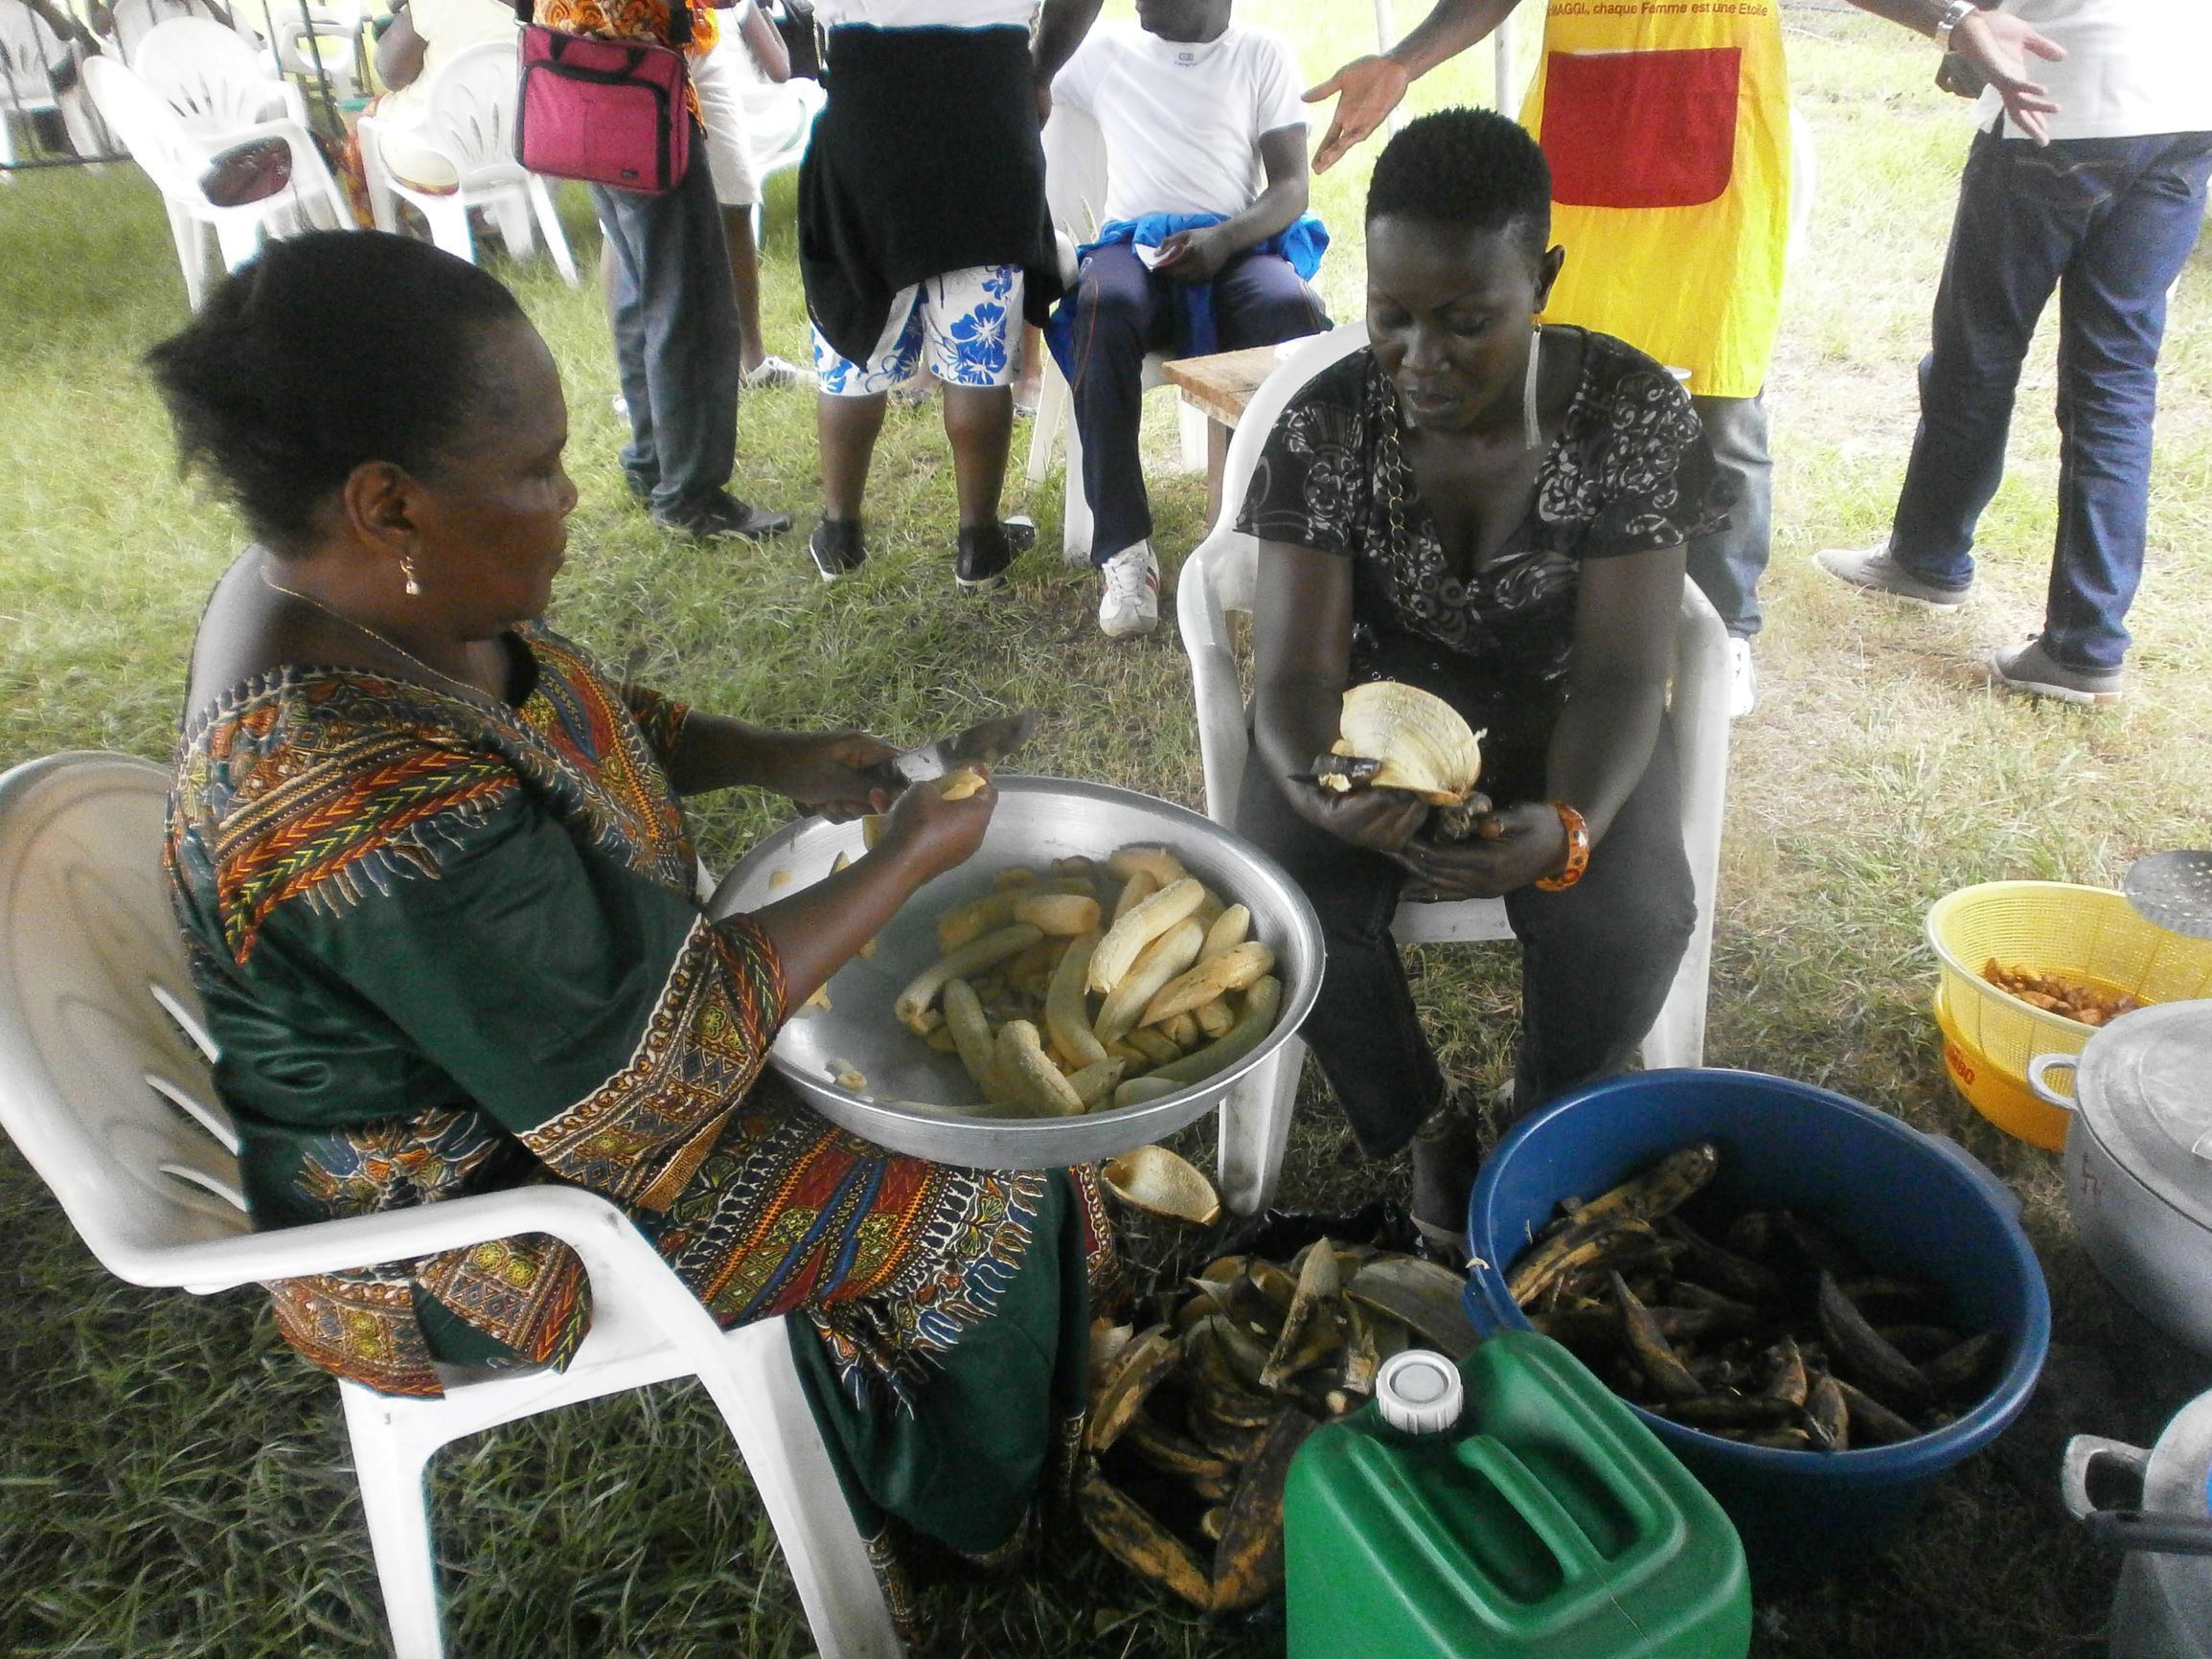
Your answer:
[1886,128,2212,663]
[2042,132,2212,670]
[1686,392,1770,640]
[591,141,741,519]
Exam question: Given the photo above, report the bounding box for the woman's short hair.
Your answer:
[1366,107,1553,266]
[147,231,526,552]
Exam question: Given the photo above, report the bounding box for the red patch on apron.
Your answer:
[1540,46,1743,210]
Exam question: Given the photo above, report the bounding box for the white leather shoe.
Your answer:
[1728,636,1758,719]
[1098,542,1160,639]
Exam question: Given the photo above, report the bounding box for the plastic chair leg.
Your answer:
[1217,1035,1302,1216]
[701,1322,903,1659]
[419,197,475,265]
[1174,400,1208,476]
[1025,357,1066,489]
[339,1382,448,1659]
[1060,416,1094,565]
[166,199,207,310]
[529,178,579,285]
[490,191,535,258]
[213,213,264,273]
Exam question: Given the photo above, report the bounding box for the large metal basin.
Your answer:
[707,775,1322,1168]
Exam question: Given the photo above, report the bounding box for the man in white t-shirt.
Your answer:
[1053,0,1328,637]
[1815,0,2212,704]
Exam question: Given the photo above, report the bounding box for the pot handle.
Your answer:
[1915,1128,2023,1220]
[2026,1052,2080,1111]
[2064,1436,2212,1556]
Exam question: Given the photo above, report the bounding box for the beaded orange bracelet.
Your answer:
[1533,801,1590,891]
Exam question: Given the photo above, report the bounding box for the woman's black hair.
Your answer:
[1365,107,1553,268]
[146,231,527,553]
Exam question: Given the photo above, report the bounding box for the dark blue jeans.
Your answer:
[1887,126,2212,672]
[1687,392,1770,641]
[592,135,742,519]
[1067,243,1328,566]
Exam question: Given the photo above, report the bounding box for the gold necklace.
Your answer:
[258,566,499,705]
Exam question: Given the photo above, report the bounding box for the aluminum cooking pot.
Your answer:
[2064,1385,2212,1659]
[2030,1000,2212,1353]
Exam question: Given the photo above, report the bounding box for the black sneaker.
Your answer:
[623,469,654,509]
[955,522,1015,593]
[653,490,792,542]
[1409,1090,1489,1263]
[809,517,866,583]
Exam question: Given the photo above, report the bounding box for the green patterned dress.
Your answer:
[165,612,1118,1610]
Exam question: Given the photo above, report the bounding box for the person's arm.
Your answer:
[656,710,900,816]
[1305,0,1523,173]
[1396,543,1682,902]
[1156,124,1310,284]
[1846,0,2065,143]
[1032,0,1106,123]
[375,2,426,90]
[1250,544,1448,857]
[730,0,790,82]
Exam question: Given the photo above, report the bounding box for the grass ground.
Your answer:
[4,2,2211,1653]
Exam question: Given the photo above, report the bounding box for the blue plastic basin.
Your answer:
[1462,1069,2051,1588]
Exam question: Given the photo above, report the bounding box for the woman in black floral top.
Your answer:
[1234,110,1724,1249]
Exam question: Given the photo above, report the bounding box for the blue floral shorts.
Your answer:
[812,264,1025,397]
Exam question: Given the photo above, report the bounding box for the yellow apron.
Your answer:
[1519,1,1791,399]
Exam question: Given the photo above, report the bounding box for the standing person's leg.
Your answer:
[722,209,769,376]
[607,147,782,537]
[1687,393,1769,716]
[920,266,1025,591]
[808,291,925,580]
[1500,732,1697,1120]
[2026,131,2212,686]
[1815,131,2073,600]
[592,188,660,509]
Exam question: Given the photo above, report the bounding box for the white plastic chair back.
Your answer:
[80,53,195,192]
[417,36,521,182]
[0,0,65,113]
[106,0,237,63]
[0,755,246,1278]
[0,751,900,1659]
[135,14,291,134]
[1176,321,1730,1211]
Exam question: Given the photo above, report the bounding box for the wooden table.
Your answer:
[1160,344,1286,531]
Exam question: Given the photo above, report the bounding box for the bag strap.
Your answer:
[512,0,692,49]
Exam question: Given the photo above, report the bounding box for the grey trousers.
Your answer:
[591,138,741,518]
[1687,391,1772,641]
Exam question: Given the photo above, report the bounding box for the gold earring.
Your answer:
[399,555,422,597]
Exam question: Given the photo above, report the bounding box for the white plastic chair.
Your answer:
[103,0,248,64]
[133,13,304,135]
[1179,323,1732,1214]
[0,752,901,1659]
[1022,102,1211,563]
[359,38,579,284]
[0,0,106,173]
[83,54,351,307]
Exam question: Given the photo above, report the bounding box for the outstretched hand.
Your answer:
[1954,10,2065,145]
[875,767,996,881]
[1303,55,1412,173]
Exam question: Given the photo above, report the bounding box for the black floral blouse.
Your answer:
[1235,329,1725,739]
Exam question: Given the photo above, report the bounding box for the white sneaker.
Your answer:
[1725,637,1760,720]
[1727,636,1758,719]
[1098,542,1160,639]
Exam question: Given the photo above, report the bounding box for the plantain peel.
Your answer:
[1328,682,1484,805]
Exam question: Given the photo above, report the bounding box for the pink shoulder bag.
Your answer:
[512,0,694,194]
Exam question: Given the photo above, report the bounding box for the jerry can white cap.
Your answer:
[1376,1349,1465,1435]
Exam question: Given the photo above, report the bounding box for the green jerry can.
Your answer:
[1284,1332,1751,1659]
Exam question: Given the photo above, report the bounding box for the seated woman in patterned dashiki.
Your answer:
[1235,109,1723,1253]
[154,232,1118,1628]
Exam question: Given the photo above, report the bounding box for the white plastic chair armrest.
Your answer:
[151,1183,664,1296]
[1176,544,1250,827]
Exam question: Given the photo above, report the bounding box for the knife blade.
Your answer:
[863,710,1041,791]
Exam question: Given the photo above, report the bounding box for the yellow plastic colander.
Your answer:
[1927,881,2212,1148]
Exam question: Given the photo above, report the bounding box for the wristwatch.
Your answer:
[1932,0,1975,52]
